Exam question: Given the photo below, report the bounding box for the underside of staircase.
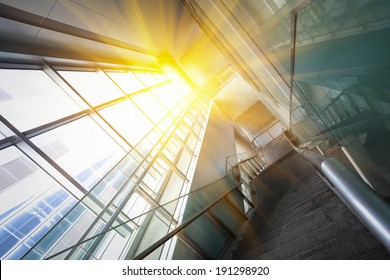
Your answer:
[231,151,390,260]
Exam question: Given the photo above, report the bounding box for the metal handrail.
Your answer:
[295,147,390,251]
[133,182,246,260]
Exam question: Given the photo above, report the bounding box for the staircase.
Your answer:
[232,151,390,259]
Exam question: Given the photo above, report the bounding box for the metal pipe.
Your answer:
[321,158,390,251]
[294,144,390,251]
[132,183,245,260]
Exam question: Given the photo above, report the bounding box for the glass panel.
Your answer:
[131,91,168,124]
[58,70,124,106]
[159,173,185,215]
[99,100,153,147]
[222,0,292,82]
[177,150,192,175]
[153,73,169,83]
[152,85,179,111]
[0,69,81,131]
[134,72,158,87]
[186,133,198,151]
[182,214,230,259]
[31,116,124,190]
[171,237,202,260]
[292,0,390,195]
[133,212,171,258]
[106,71,144,94]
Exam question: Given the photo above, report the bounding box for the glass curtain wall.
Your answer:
[0,62,211,259]
[289,0,390,195]
[220,0,305,83]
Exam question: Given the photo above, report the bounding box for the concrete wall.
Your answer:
[234,129,253,154]
[190,101,236,190]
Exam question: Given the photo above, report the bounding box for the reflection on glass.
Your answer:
[292,0,390,194]
[0,146,75,259]
[0,69,81,131]
[31,116,124,190]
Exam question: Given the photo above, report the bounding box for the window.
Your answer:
[0,69,81,131]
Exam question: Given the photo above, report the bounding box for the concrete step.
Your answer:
[232,151,390,260]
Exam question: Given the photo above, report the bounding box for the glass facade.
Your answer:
[0,62,213,259]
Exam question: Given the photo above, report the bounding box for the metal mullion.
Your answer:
[159,153,187,181]
[44,63,132,151]
[149,85,176,113]
[20,151,132,260]
[23,76,180,260]
[136,186,176,224]
[181,117,198,137]
[23,109,91,138]
[93,96,128,111]
[128,97,158,129]
[108,93,196,211]
[164,122,236,238]
[100,66,172,123]
[97,80,184,150]
[132,71,157,92]
[266,1,307,131]
[0,114,87,196]
[81,154,170,258]
[154,168,175,203]
[172,133,193,155]
[0,62,42,70]
[125,80,172,98]
[62,187,139,260]
[0,135,17,150]
[38,139,141,260]
[123,211,155,259]
[78,96,195,257]
[101,66,172,100]
[48,168,239,260]
[156,141,191,222]
[65,93,200,259]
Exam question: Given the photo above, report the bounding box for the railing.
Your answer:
[35,175,254,260]
[294,147,390,251]
[252,122,284,150]
[226,150,266,184]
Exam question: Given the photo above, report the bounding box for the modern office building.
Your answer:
[0,0,389,260]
